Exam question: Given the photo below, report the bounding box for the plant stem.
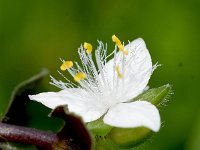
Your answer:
[0,122,58,149]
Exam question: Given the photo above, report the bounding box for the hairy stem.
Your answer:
[0,122,58,149]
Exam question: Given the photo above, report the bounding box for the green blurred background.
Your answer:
[0,0,200,149]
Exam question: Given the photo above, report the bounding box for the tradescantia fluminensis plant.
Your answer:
[0,35,172,150]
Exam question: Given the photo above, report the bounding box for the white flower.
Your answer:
[29,35,160,132]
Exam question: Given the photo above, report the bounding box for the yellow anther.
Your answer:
[116,65,123,78]
[84,42,93,54]
[60,61,73,71]
[112,35,122,46]
[112,35,128,55]
[74,72,87,82]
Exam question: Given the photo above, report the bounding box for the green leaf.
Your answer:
[0,69,52,150]
[95,139,118,150]
[1,69,49,124]
[134,84,173,107]
[107,127,152,149]
[1,68,62,131]
[87,118,113,136]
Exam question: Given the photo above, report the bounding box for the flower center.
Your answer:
[51,35,129,106]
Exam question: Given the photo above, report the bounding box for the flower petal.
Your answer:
[29,89,107,122]
[103,101,160,132]
[104,38,152,102]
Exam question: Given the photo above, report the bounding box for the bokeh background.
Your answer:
[0,0,200,149]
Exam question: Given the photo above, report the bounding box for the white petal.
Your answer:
[103,101,160,132]
[104,38,152,102]
[29,89,107,122]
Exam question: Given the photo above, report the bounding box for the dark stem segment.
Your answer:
[0,122,58,149]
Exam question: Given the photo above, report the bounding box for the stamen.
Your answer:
[74,72,87,82]
[84,42,93,54]
[112,35,128,55]
[60,61,73,71]
[112,35,122,47]
[116,65,123,78]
